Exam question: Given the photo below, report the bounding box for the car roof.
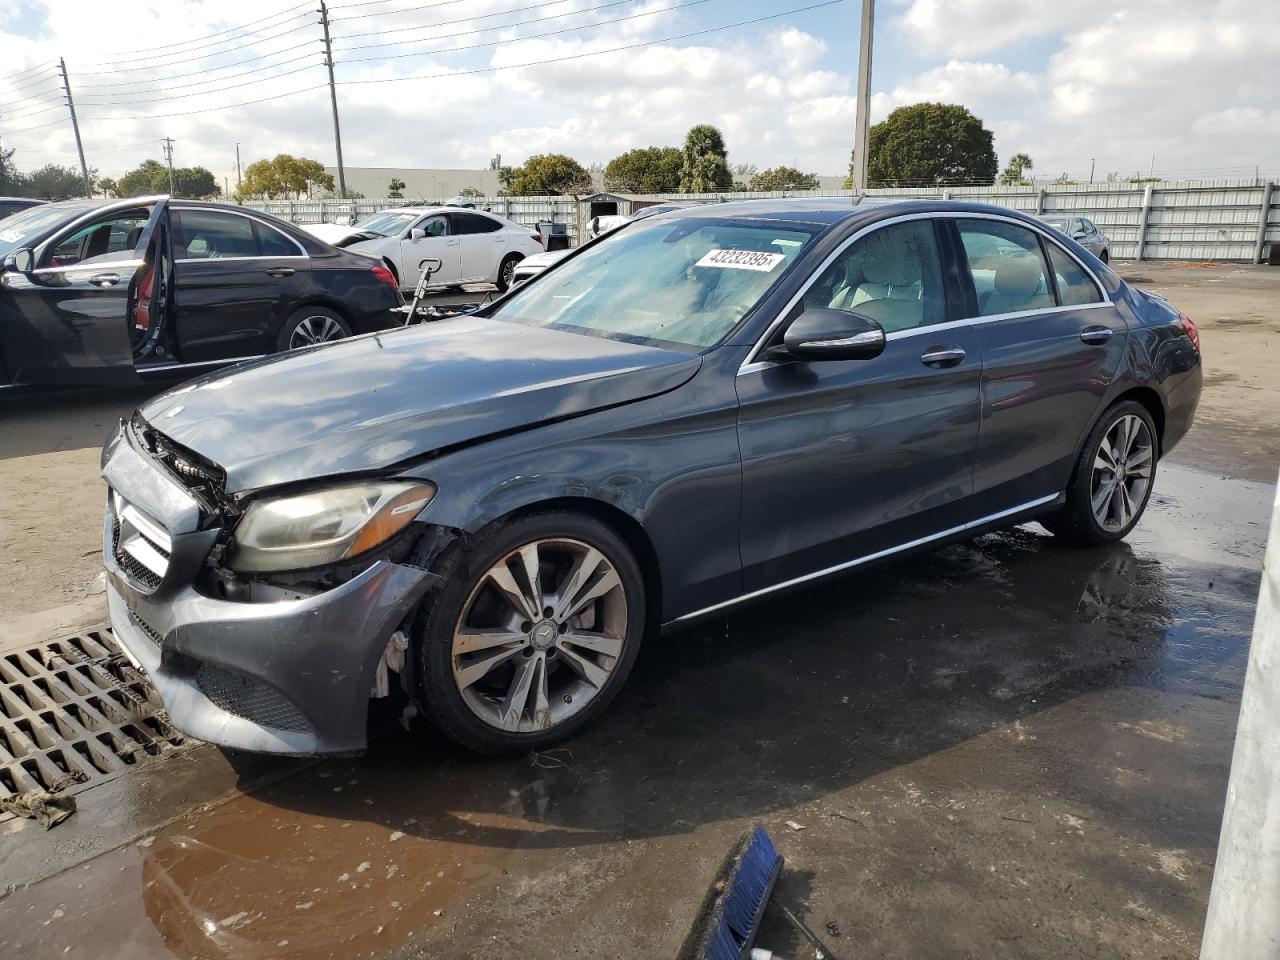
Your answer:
[0,196,49,204]
[659,196,1047,230]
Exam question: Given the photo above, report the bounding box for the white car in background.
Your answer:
[303,206,543,292]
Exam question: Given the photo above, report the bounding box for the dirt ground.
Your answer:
[0,264,1277,960]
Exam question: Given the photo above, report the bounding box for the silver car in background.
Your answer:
[1040,215,1110,263]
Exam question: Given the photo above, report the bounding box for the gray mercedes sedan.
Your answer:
[100,198,1202,756]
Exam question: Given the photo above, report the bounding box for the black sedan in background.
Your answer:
[0,197,401,386]
[0,197,48,220]
[101,198,1201,757]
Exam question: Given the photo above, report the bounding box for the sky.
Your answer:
[1,0,1278,188]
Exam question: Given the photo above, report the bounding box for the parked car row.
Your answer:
[98,196,1200,760]
[0,197,402,386]
[0,196,48,220]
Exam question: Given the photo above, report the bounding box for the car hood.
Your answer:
[137,316,701,495]
[516,250,569,271]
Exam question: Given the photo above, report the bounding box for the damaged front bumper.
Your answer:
[102,425,433,756]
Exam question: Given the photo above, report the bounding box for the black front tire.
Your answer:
[415,510,646,754]
[1041,400,1158,546]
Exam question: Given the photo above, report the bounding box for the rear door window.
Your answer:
[1045,242,1103,306]
[255,221,301,257]
[450,212,502,235]
[173,209,260,259]
[957,220,1055,317]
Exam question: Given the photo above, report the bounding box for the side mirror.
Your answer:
[409,228,427,241]
[771,307,887,362]
[5,248,34,274]
[1072,229,1088,239]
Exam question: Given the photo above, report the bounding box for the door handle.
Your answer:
[88,273,121,287]
[265,267,295,278]
[921,345,967,368]
[1080,325,1114,345]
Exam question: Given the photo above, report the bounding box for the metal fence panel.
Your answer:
[241,179,1277,262]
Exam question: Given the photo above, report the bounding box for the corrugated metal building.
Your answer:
[322,167,502,200]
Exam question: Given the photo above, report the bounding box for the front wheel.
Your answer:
[277,306,352,351]
[1099,249,1110,264]
[416,511,645,754]
[1041,400,1157,545]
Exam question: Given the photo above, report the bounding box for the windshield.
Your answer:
[489,217,817,350]
[352,211,419,237]
[0,202,95,258]
[1042,218,1070,232]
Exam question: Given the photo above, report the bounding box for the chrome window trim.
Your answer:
[32,257,145,277]
[668,491,1061,624]
[737,210,1112,375]
[174,255,309,265]
[170,205,310,258]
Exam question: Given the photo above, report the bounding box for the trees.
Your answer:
[504,154,593,196]
[866,103,997,187]
[235,154,334,199]
[603,147,683,194]
[21,164,89,200]
[387,177,406,198]
[679,124,732,193]
[115,159,218,199]
[748,166,819,191]
[998,152,1034,185]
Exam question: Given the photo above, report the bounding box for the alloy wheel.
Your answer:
[501,258,516,288]
[1090,414,1153,531]
[289,315,345,349]
[451,538,628,733]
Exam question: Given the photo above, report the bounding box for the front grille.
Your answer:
[130,610,164,647]
[195,664,310,733]
[109,505,169,594]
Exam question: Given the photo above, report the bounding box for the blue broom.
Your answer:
[686,824,785,960]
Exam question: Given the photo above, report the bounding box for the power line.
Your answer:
[1,73,64,97]
[328,0,471,22]
[337,0,845,86]
[78,82,331,122]
[78,2,314,65]
[0,101,69,123]
[79,15,317,71]
[334,0,635,51]
[73,61,324,108]
[0,61,58,84]
[74,43,322,91]
[334,0,630,41]
[337,0,710,62]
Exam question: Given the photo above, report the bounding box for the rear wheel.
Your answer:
[496,253,523,292]
[416,511,645,753]
[1042,400,1157,545]
[1099,249,1110,264]
[277,306,352,351]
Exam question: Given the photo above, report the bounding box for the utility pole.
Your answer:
[1089,158,1095,185]
[161,137,176,195]
[57,58,91,197]
[236,142,243,188]
[850,0,875,196]
[318,0,347,199]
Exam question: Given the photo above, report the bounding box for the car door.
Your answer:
[170,207,309,362]
[736,217,984,591]
[0,199,169,384]
[450,211,505,282]
[952,217,1128,515]
[397,214,459,288]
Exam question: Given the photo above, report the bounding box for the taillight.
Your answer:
[370,264,398,290]
[531,232,542,243]
[1178,312,1201,352]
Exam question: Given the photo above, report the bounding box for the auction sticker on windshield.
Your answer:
[696,249,786,272]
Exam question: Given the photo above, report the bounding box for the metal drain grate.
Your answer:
[0,628,191,802]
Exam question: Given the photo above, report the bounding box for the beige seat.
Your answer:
[829,247,924,332]
[982,259,1055,315]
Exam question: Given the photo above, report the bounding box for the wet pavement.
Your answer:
[1,459,1271,959]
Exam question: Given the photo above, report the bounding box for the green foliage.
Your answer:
[18,163,90,200]
[116,159,218,199]
[867,103,997,187]
[235,154,334,200]
[387,177,406,199]
[998,152,1034,185]
[505,154,593,196]
[679,124,732,193]
[458,187,485,198]
[603,147,683,194]
[748,166,819,191]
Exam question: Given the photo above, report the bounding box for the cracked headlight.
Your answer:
[229,481,435,573]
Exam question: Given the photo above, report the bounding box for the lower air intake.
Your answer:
[195,663,311,733]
